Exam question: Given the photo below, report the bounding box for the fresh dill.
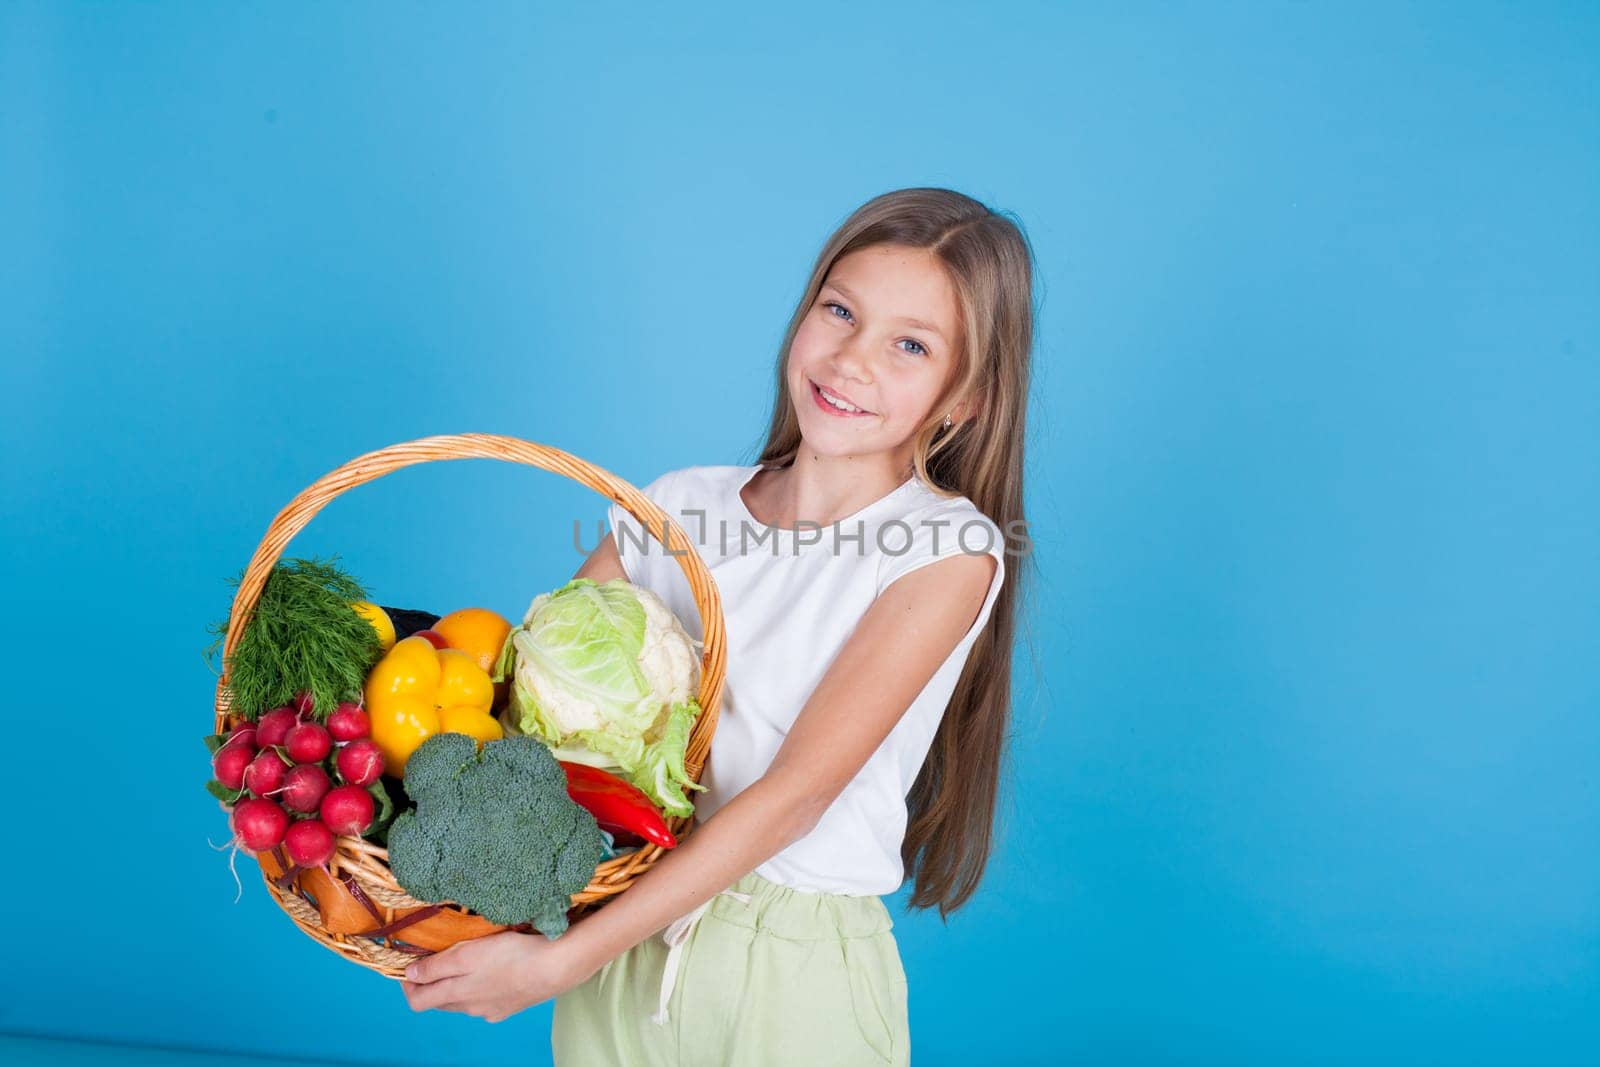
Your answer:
[206,556,383,721]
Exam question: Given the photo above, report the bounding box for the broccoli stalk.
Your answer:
[387,733,605,937]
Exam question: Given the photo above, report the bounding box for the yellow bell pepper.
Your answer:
[436,649,495,711]
[369,694,438,774]
[438,705,504,745]
[364,635,498,775]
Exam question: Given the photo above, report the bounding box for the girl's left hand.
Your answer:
[400,930,588,1023]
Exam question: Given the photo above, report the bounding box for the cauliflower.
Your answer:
[492,578,706,818]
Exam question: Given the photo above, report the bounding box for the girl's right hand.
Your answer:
[400,929,594,1024]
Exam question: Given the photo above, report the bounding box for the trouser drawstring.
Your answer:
[651,887,753,1025]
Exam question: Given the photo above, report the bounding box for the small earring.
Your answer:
[941,413,953,430]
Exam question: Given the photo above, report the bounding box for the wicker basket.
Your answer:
[211,433,726,978]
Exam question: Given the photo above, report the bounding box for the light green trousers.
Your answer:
[551,870,910,1066]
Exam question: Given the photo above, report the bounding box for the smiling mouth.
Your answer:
[810,379,873,416]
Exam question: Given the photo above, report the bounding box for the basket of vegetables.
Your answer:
[204,433,726,977]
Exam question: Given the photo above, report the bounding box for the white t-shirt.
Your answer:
[606,464,1007,896]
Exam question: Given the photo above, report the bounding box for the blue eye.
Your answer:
[821,302,930,357]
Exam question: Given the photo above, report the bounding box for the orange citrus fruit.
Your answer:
[433,608,513,675]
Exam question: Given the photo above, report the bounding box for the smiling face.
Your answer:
[787,244,967,472]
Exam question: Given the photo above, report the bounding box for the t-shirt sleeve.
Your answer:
[875,505,1008,643]
[606,469,679,585]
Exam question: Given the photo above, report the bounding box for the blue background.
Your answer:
[3,2,1596,1064]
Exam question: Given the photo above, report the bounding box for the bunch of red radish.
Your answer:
[211,693,387,870]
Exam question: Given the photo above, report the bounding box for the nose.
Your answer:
[829,330,876,385]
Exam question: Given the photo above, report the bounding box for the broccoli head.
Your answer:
[387,732,605,937]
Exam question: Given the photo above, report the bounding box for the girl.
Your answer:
[400,187,1035,1066]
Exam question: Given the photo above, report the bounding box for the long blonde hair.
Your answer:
[749,187,1036,917]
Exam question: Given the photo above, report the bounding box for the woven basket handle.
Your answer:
[212,432,726,779]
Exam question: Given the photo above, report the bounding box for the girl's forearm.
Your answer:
[554,775,819,983]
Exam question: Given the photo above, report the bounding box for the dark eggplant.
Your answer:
[379,606,442,641]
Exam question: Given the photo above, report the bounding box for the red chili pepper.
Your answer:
[559,761,678,849]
